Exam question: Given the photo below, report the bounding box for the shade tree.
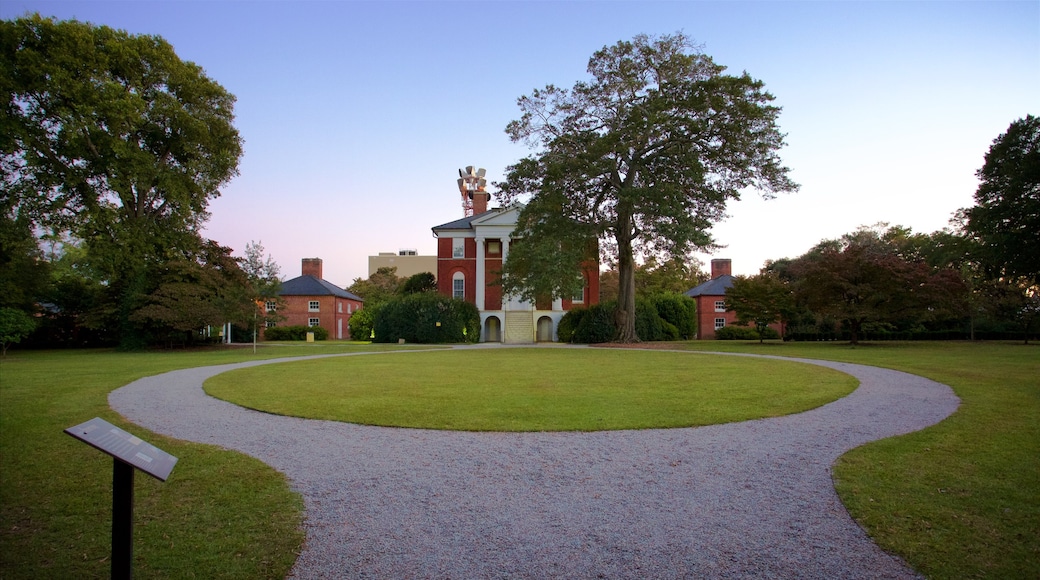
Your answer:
[496,32,797,342]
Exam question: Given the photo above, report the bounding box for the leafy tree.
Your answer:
[725,273,794,342]
[789,226,967,345]
[1,15,243,348]
[399,271,437,295]
[496,32,797,342]
[0,204,49,312]
[242,240,284,333]
[347,266,402,307]
[962,115,1040,285]
[130,241,253,345]
[0,306,35,355]
[637,257,707,296]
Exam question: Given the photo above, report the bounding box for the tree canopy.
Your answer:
[962,115,1040,285]
[725,273,794,342]
[1,15,244,347]
[496,32,797,341]
[789,226,967,344]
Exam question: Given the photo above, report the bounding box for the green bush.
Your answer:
[373,293,479,344]
[347,306,376,340]
[264,325,328,341]
[557,308,586,343]
[635,298,664,342]
[649,293,698,339]
[574,302,617,343]
[715,325,780,340]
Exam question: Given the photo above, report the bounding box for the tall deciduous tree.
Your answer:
[242,240,283,330]
[963,116,1040,285]
[497,32,797,342]
[725,273,794,342]
[1,15,243,347]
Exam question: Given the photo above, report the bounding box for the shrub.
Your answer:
[715,325,780,340]
[635,298,664,342]
[574,302,617,343]
[264,325,328,341]
[649,293,698,339]
[347,306,376,340]
[557,308,586,343]
[373,293,479,344]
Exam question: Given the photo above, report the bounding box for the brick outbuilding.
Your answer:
[274,258,363,340]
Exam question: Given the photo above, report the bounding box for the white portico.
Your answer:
[432,204,572,343]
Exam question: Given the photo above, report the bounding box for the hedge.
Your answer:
[715,325,780,340]
[264,325,328,341]
[373,293,480,344]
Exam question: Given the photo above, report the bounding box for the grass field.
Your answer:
[204,348,856,431]
[1,340,1037,578]
[0,343,429,579]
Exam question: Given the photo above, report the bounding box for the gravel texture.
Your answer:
[109,345,959,579]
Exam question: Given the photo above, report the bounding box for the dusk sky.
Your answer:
[3,1,1037,287]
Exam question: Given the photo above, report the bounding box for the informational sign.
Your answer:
[65,417,178,481]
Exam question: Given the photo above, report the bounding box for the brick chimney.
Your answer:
[471,190,490,215]
[711,259,732,279]
[302,258,323,279]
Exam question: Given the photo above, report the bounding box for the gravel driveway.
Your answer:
[109,346,959,579]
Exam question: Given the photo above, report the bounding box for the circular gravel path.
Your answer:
[109,345,959,579]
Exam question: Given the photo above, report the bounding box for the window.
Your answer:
[338,303,342,313]
[452,238,465,258]
[572,285,584,303]
[265,301,277,312]
[309,301,320,312]
[308,318,320,327]
[452,272,465,299]
[715,318,726,330]
[714,300,726,312]
[487,240,501,255]
[265,321,276,328]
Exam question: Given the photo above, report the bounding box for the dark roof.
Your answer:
[685,275,734,298]
[278,275,363,301]
[431,207,500,232]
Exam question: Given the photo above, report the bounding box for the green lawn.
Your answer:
[1,341,1036,579]
[204,348,856,431]
[0,343,426,580]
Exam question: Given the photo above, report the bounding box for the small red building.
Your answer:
[685,259,783,339]
[274,258,363,340]
[685,259,738,339]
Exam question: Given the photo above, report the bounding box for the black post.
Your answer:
[112,459,134,579]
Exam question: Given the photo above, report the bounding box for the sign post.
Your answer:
[65,418,178,579]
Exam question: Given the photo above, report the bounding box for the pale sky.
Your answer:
[3,1,1037,287]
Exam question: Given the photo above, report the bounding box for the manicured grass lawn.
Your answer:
[204,348,857,431]
[0,342,426,580]
[2,340,1036,579]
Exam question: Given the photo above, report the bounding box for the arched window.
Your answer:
[452,271,465,300]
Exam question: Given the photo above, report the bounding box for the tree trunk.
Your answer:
[614,218,638,343]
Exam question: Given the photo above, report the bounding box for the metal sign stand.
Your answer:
[65,418,178,579]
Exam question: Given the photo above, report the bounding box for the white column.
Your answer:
[475,236,485,311]
[501,238,510,310]
[552,297,563,311]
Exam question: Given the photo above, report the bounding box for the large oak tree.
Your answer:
[496,32,797,341]
[1,15,243,347]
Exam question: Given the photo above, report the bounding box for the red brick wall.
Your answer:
[275,295,362,340]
